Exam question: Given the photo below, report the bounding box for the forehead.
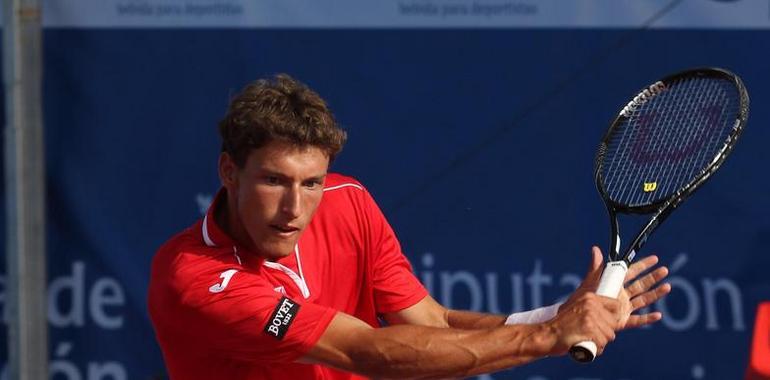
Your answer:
[243,140,329,175]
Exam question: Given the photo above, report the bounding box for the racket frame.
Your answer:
[570,67,749,363]
[594,67,749,263]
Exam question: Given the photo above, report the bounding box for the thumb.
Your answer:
[583,246,604,284]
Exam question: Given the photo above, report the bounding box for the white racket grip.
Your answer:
[569,261,628,363]
[595,261,628,298]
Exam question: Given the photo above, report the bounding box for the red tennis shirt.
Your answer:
[148,174,428,379]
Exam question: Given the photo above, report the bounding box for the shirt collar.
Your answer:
[201,188,269,269]
[202,189,310,297]
[201,187,236,248]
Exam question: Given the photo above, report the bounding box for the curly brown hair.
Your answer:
[218,74,347,167]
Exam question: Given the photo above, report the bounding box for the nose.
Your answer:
[280,186,302,219]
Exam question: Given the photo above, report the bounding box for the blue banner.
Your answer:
[1,2,770,379]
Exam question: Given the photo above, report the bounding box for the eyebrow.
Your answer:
[259,169,326,182]
[305,174,327,183]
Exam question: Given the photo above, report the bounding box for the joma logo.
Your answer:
[209,269,238,293]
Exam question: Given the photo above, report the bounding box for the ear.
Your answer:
[218,152,239,189]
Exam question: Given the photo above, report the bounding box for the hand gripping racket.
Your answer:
[569,68,749,363]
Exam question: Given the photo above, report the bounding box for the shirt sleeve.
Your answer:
[171,258,337,364]
[361,190,429,314]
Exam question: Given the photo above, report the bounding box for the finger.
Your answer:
[592,309,617,355]
[625,255,659,280]
[584,246,604,284]
[597,307,619,337]
[630,283,672,311]
[597,296,621,314]
[589,317,612,350]
[626,266,669,297]
[593,297,622,331]
[597,344,606,357]
[623,311,663,330]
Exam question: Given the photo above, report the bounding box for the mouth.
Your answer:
[270,224,300,237]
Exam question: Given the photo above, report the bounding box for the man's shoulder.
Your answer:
[324,173,366,193]
[155,222,200,256]
[153,221,203,271]
[320,173,373,213]
[151,221,240,292]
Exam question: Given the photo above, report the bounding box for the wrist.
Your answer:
[505,303,563,325]
[530,321,559,357]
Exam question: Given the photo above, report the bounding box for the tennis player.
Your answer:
[148,74,670,379]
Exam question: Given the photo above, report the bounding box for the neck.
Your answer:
[214,190,255,252]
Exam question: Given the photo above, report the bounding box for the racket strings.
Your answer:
[609,78,735,205]
[603,77,689,199]
[645,78,719,202]
[657,80,733,198]
[601,76,740,207]
[605,77,694,202]
[617,77,687,205]
[609,81,729,205]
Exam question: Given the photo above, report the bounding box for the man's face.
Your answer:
[220,140,329,261]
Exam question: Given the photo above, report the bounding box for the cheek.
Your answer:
[238,186,277,221]
[302,192,324,218]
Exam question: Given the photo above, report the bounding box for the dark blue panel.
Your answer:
[1,28,767,379]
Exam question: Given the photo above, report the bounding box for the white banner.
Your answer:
[34,0,770,29]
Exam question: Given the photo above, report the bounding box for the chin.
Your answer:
[260,244,295,261]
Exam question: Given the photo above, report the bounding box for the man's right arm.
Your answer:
[302,292,620,380]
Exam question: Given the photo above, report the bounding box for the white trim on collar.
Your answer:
[202,215,242,264]
[323,183,363,192]
[202,214,216,247]
[262,244,310,299]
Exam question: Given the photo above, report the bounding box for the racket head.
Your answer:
[595,67,749,215]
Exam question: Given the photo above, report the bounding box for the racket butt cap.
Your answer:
[569,341,598,363]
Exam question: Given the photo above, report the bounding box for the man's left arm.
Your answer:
[383,295,505,329]
[384,249,671,332]
[383,295,556,330]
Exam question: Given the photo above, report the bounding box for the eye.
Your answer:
[265,176,281,185]
[304,179,323,189]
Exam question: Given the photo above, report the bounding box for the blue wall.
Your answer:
[1,24,769,379]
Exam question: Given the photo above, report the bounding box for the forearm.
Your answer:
[446,303,563,330]
[357,323,554,378]
[308,313,555,379]
[446,309,506,329]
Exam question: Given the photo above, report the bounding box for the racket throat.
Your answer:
[609,208,660,264]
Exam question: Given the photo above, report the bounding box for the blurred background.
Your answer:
[3,0,770,379]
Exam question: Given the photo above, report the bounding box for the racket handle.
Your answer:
[569,260,628,363]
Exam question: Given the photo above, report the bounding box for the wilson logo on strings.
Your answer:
[643,182,658,192]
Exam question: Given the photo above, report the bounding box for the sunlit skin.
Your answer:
[216,140,329,263]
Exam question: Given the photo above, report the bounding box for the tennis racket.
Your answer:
[569,67,749,363]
